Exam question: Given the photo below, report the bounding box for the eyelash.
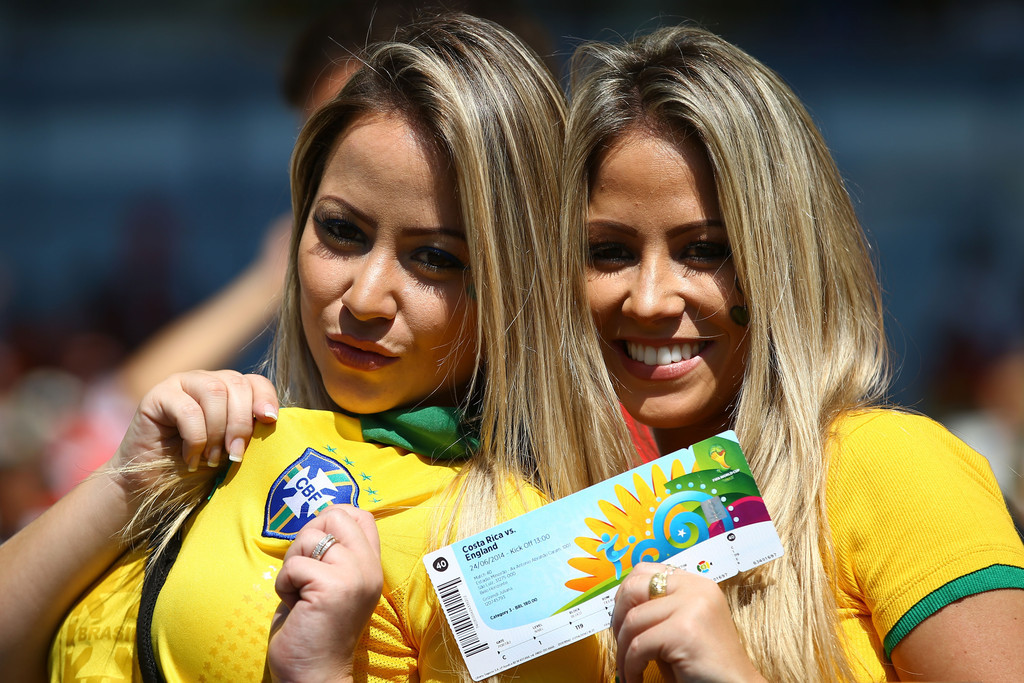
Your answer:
[681,241,732,262]
[588,243,632,264]
[313,212,364,247]
[587,240,732,265]
[412,247,467,273]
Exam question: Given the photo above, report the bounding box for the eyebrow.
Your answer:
[316,195,465,240]
[587,218,725,236]
[402,226,467,241]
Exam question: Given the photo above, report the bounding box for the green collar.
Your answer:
[359,405,479,460]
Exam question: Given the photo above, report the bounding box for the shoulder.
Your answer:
[832,407,969,452]
[827,408,998,495]
[825,408,1024,655]
[826,407,1010,534]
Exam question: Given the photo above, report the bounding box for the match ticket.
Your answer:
[423,430,784,681]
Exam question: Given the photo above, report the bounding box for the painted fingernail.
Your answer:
[263,404,278,420]
[207,446,222,468]
[228,438,246,462]
[187,456,198,473]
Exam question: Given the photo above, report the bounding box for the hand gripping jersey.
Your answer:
[50,407,608,682]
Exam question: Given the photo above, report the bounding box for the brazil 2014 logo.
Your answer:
[263,448,360,539]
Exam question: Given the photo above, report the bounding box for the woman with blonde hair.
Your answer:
[0,13,635,682]
[564,24,1024,682]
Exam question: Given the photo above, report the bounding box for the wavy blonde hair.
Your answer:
[124,13,635,681]
[271,12,636,681]
[564,25,890,682]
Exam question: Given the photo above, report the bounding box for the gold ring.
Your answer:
[648,570,670,600]
[310,533,337,561]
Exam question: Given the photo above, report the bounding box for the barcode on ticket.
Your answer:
[436,576,489,657]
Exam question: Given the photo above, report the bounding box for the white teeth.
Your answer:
[627,341,706,366]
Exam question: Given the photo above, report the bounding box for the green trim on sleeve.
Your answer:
[883,564,1024,657]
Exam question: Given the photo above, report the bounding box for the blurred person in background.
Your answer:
[23,0,562,509]
[34,1,420,506]
[942,341,1024,531]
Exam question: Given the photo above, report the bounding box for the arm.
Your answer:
[611,562,766,683]
[827,411,1024,681]
[0,370,279,682]
[115,215,290,402]
[267,504,383,683]
[891,588,1024,682]
[0,461,137,683]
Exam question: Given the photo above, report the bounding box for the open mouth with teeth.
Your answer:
[625,340,711,366]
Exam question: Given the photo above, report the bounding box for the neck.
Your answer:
[652,417,733,456]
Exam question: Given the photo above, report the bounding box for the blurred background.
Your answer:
[1,0,1023,535]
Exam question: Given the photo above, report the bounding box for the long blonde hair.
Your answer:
[124,14,634,680]
[273,13,635,680]
[276,9,634,519]
[565,25,890,682]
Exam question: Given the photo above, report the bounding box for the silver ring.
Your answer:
[310,533,337,561]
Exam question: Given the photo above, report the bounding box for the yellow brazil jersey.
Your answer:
[826,409,1024,680]
[48,548,146,681]
[633,409,1024,683]
[51,407,610,682]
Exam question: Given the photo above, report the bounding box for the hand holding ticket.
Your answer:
[423,431,784,681]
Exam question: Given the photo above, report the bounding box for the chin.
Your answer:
[325,387,398,415]
[619,396,682,429]
[627,408,688,431]
[620,392,727,434]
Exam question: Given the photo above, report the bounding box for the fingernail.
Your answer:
[207,446,221,468]
[187,457,198,473]
[228,438,246,462]
[263,404,278,420]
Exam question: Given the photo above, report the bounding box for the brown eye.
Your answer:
[313,211,365,248]
[588,243,634,264]
[679,241,730,263]
[412,247,466,272]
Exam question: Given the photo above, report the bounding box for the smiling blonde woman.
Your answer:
[565,23,1024,683]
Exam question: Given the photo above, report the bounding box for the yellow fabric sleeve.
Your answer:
[827,409,1024,671]
[47,547,146,682]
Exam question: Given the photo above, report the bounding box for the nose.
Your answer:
[340,248,399,321]
[621,257,685,322]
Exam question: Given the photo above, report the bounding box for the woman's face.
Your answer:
[586,128,748,451]
[299,112,477,414]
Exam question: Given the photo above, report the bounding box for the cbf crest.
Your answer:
[264,448,359,539]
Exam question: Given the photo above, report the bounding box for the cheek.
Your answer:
[431,294,477,357]
[585,277,618,330]
[297,251,342,316]
[442,298,479,377]
[731,334,751,376]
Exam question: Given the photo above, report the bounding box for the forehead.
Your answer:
[327,111,438,176]
[317,112,459,223]
[589,127,717,212]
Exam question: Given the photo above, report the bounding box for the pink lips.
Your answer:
[616,340,708,381]
[326,336,398,371]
